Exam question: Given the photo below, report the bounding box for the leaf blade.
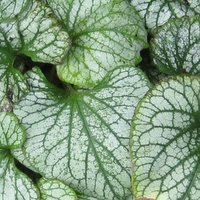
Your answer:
[46,0,147,87]
[38,178,78,200]
[0,112,39,200]
[151,16,200,75]
[14,65,151,199]
[131,75,200,200]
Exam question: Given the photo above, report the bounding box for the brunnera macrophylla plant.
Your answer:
[0,0,199,200]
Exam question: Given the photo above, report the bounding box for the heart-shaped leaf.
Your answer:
[151,16,200,74]
[45,0,147,87]
[38,178,77,200]
[130,75,200,199]
[13,65,151,199]
[0,112,39,200]
[131,0,198,29]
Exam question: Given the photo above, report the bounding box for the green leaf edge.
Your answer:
[130,74,200,198]
[0,112,26,149]
[150,15,200,75]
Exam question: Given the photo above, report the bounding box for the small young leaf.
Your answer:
[0,112,39,200]
[0,112,25,148]
[38,178,77,200]
[0,51,28,111]
[0,158,39,200]
[45,0,147,87]
[130,76,200,199]
[131,0,197,29]
[151,16,200,74]
[14,65,151,200]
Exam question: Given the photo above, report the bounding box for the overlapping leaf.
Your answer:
[0,0,70,110]
[151,16,200,75]
[13,65,151,200]
[0,50,28,111]
[0,0,70,64]
[130,76,200,199]
[38,178,77,200]
[131,0,198,29]
[17,1,70,64]
[45,0,147,87]
[0,112,39,200]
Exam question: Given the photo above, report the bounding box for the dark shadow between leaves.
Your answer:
[14,158,42,184]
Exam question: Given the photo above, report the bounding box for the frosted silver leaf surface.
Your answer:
[14,66,151,200]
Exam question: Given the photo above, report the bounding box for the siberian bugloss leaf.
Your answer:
[13,65,151,200]
[0,50,28,111]
[17,1,71,64]
[1,0,199,199]
[130,76,200,200]
[151,16,200,74]
[0,112,39,200]
[131,0,198,29]
[45,0,147,87]
[0,0,70,64]
[38,178,77,200]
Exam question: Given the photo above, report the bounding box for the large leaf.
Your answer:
[45,0,147,87]
[38,178,77,200]
[0,112,39,200]
[130,76,200,199]
[151,16,200,75]
[131,0,198,29]
[13,65,151,199]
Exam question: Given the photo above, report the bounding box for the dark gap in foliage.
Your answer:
[138,32,169,84]
[13,54,48,73]
[147,32,153,42]
[139,48,153,71]
[139,48,155,75]
[14,159,42,183]
[39,64,67,90]
[13,54,67,90]
[139,33,154,72]
[139,48,168,84]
